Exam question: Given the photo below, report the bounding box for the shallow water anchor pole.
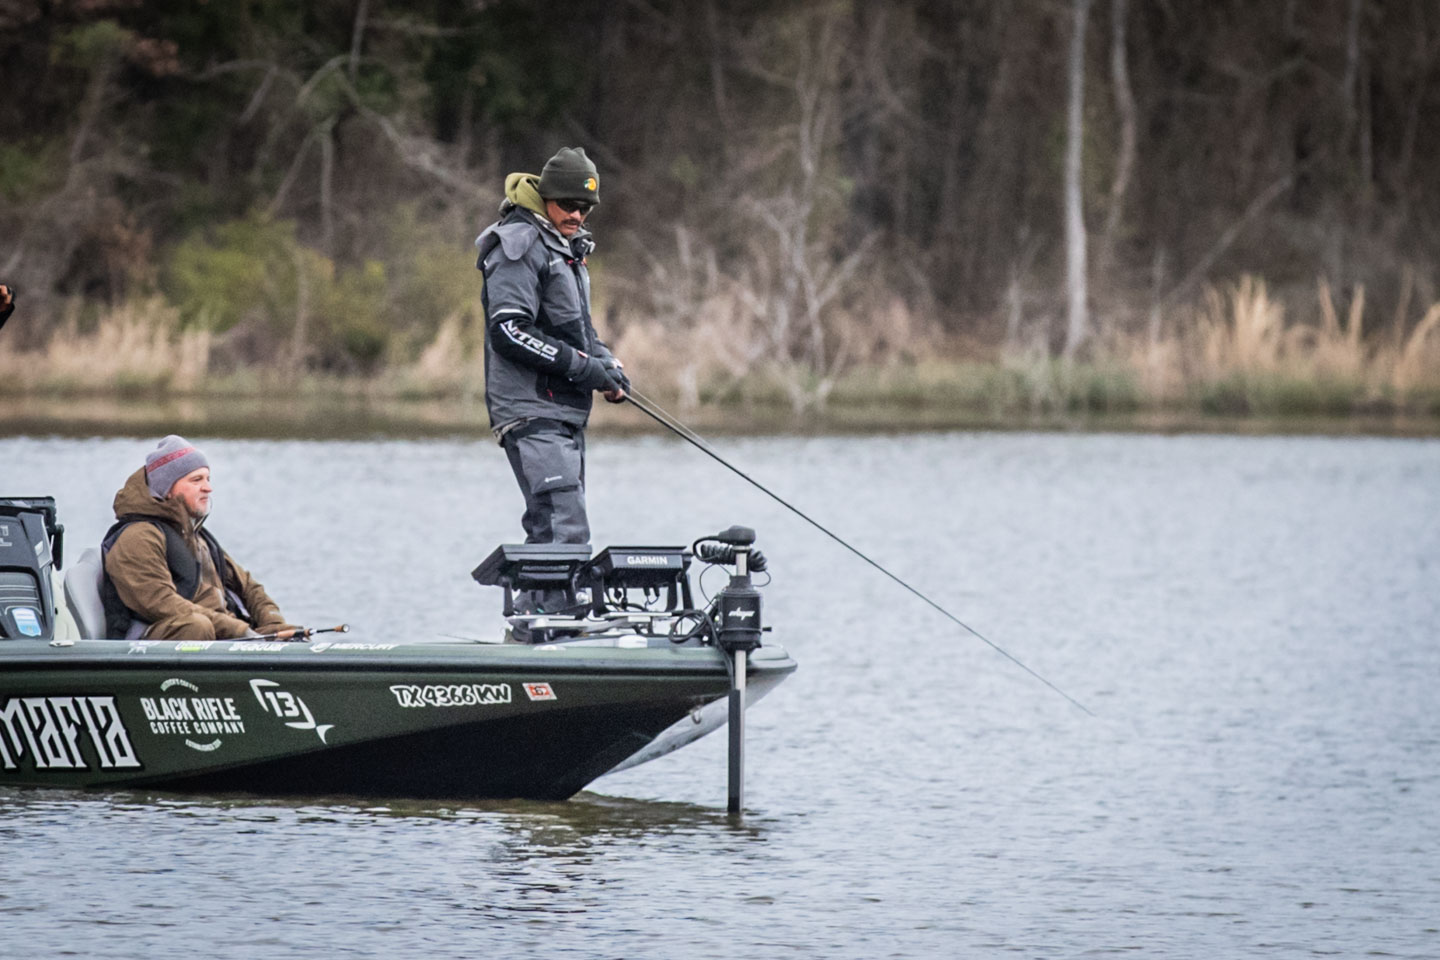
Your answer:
[727,645,747,815]
[714,533,763,815]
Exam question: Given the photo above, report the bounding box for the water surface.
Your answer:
[2,431,1437,957]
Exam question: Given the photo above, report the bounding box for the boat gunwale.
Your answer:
[0,641,799,677]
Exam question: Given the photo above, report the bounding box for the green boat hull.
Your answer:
[0,638,797,801]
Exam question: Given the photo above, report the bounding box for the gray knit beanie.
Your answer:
[538,147,600,205]
[145,435,209,498]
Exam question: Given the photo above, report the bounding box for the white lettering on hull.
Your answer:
[250,679,333,744]
[0,695,140,772]
[389,684,512,708]
[139,680,246,750]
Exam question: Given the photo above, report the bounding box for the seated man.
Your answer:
[101,435,298,641]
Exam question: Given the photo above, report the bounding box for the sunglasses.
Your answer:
[555,199,595,215]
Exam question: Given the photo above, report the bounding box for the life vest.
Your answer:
[98,516,247,639]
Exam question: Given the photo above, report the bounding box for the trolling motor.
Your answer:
[693,524,769,815]
[695,525,766,656]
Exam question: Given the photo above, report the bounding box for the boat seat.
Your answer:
[63,548,107,640]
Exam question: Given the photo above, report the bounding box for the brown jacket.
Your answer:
[104,467,290,639]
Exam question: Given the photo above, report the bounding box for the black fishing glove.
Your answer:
[603,357,631,394]
[569,354,626,394]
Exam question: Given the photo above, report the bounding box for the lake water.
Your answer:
[2,429,1438,958]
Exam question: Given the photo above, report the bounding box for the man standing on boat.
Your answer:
[101,435,299,641]
[475,147,628,622]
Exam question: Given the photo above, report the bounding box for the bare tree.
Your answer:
[1096,0,1136,284]
[730,4,875,411]
[1062,0,1093,360]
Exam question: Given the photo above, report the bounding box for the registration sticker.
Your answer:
[13,607,41,637]
[523,682,557,702]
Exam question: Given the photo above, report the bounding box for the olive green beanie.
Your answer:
[537,147,600,205]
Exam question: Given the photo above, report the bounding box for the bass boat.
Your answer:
[0,497,796,802]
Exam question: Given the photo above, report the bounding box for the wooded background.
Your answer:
[1,0,1437,407]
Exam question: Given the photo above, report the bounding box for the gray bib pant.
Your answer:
[501,419,588,614]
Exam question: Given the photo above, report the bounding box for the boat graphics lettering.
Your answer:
[0,694,141,772]
[523,682,558,702]
[390,683,512,708]
[310,642,399,653]
[249,679,333,743]
[138,678,246,752]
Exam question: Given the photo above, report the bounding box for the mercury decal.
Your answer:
[138,677,246,752]
[390,683,512,708]
[0,695,140,771]
[311,642,399,653]
[250,679,333,743]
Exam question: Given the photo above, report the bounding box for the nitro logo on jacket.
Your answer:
[0,695,140,772]
[499,319,561,360]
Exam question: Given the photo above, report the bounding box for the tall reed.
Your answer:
[3,280,1438,421]
[0,298,211,393]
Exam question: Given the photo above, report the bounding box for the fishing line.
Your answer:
[624,390,1095,718]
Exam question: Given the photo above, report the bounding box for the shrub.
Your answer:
[163,213,398,370]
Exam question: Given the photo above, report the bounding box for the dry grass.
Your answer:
[384,311,486,400]
[0,298,211,394]
[1198,275,1287,376]
[1085,276,1440,417]
[1387,302,1440,394]
[3,280,1438,424]
[612,293,766,411]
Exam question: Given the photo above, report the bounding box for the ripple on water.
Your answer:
[3,432,1439,958]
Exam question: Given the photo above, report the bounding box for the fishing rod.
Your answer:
[251,623,351,642]
[623,390,1095,718]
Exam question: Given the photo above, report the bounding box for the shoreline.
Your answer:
[3,392,1437,441]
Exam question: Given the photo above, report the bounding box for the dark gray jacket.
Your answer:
[475,206,614,430]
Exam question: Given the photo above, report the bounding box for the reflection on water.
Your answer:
[3,432,1439,958]
[41,787,748,832]
[1,785,772,954]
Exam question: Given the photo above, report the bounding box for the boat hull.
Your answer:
[0,638,797,800]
